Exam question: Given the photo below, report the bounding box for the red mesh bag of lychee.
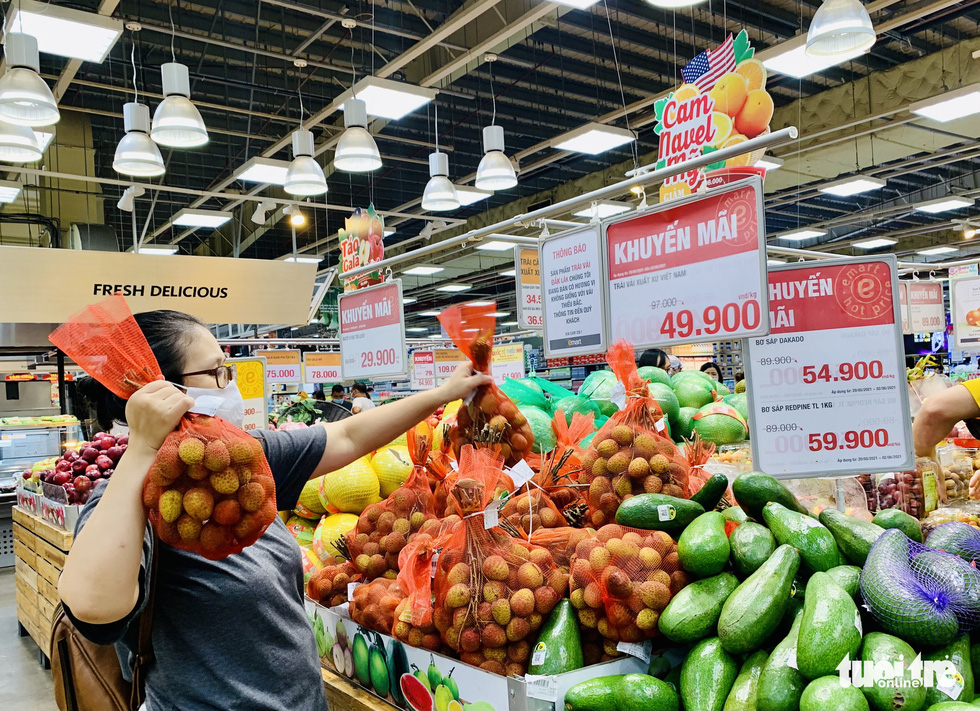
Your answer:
[392,532,452,653]
[528,526,596,569]
[349,577,408,635]
[344,423,441,582]
[49,295,278,560]
[500,486,567,538]
[568,523,689,644]
[431,446,568,677]
[307,561,362,607]
[580,340,690,529]
[438,303,534,467]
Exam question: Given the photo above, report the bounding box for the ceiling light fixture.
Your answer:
[475,56,518,191]
[0,119,41,162]
[644,0,707,6]
[6,0,123,63]
[755,156,784,171]
[419,310,441,317]
[965,228,978,240]
[762,33,865,78]
[235,156,290,185]
[334,98,382,172]
[136,245,178,255]
[151,63,208,148]
[250,200,277,225]
[778,228,827,241]
[116,185,144,212]
[490,311,511,318]
[573,200,632,219]
[0,33,59,127]
[499,269,516,277]
[552,0,601,8]
[767,258,787,265]
[909,84,980,123]
[403,297,417,304]
[852,237,896,249]
[476,239,519,251]
[455,185,493,206]
[285,129,328,196]
[806,0,876,58]
[284,205,307,227]
[917,246,958,256]
[436,284,472,292]
[500,321,519,326]
[383,228,395,238]
[819,175,886,197]
[466,301,494,307]
[113,103,165,177]
[422,105,459,212]
[553,122,635,155]
[0,180,22,203]
[339,76,435,120]
[914,196,974,214]
[404,265,444,276]
[280,254,323,264]
[172,208,232,228]
[405,327,429,333]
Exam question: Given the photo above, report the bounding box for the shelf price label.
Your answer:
[951,275,980,349]
[515,246,543,330]
[303,352,342,383]
[228,357,267,431]
[255,349,301,383]
[338,280,408,380]
[745,257,913,478]
[604,177,769,348]
[906,281,944,334]
[434,349,467,384]
[491,343,526,384]
[411,351,436,390]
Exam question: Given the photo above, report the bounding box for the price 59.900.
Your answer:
[808,429,891,451]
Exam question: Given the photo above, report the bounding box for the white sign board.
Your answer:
[411,351,436,390]
[745,257,913,478]
[339,280,407,380]
[906,281,945,334]
[255,349,302,383]
[229,356,267,432]
[951,276,980,350]
[603,177,769,348]
[515,246,543,330]
[539,226,606,358]
[434,349,467,384]
[303,352,342,383]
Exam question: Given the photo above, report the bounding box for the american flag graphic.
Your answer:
[681,34,736,92]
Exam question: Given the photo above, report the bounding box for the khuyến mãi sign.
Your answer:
[338,280,407,380]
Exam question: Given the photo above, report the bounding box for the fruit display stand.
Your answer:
[12,504,73,666]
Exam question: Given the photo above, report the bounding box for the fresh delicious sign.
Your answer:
[0,245,316,324]
[338,280,407,380]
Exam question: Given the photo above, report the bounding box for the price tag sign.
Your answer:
[745,256,913,477]
[255,349,301,383]
[491,343,525,383]
[228,357,267,432]
[434,349,467,384]
[524,675,559,702]
[411,351,436,389]
[515,246,543,330]
[604,177,769,348]
[539,225,606,358]
[339,280,408,380]
[303,352,342,383]
[906,281,944,334]
[898,282,910,333]
[950,275,980,349]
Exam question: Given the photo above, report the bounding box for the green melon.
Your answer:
[637,365,672,388]
[673,378,716,409]
[724,393,750,424]
[692,403,748,445]
[674,407,699,441]
[671,370,714,388]
[647,383,680,426]
[714,381,731,397]
[552,395,602,425]
[518,404,557,453]
[578,370,620,417]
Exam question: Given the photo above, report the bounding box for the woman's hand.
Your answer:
[125,380,194,452]
[439,363,494,404]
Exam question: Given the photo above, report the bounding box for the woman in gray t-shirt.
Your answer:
[58,310,490,711]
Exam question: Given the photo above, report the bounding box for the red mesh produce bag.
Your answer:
[568,524,688,643]
[438,303,533,466]
[581,341,690,529]
[349,577,407,635]
[432,446,568,677]
[345,424,441,582]
[392,532,451,652]
[49,295,278,560]
[528,526,596,569]
[307,561,362,607]
[501,487,567,537]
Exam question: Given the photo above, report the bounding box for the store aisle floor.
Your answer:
[0,568,59,711]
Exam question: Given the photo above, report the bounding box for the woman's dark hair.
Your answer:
[351,382,368,396]
[76,310,207,430]
[700,361,723,378]
[638,348,670,369]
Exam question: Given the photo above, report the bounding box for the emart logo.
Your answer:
[837,654,961,692]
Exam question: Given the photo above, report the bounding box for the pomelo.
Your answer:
[723,393,750,424]
[647,383,680,426]
[674,407,699,441]
[578,370,620,417]
[692,403,748,445]
[518,405,557,454]
[637,365,672,388]
[552,395,602,425]
[673,379,715,409]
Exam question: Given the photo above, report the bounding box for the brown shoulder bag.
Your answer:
[51,548,158,711]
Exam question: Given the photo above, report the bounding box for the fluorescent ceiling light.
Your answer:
[909,84,980,123]
[552,0,600,8]
[404,265,444,276]
[437,284,471,293]
[755,156,783,171]
[914,196,974,214]
[467,301,494,307]
[853,238,896,249]
[767,258,786,265]
[917,246,958,255]
[573,200,632,219]
[490,311,511,318]
[280,255,323,264]
[778,228,827,241]
[499,269,516,277]
[476,239,519,251]
[234,156,290,185]
[7,0,123,63]
[403,297,417,304]
[762,33,865,79]
[419,311,441,317]
[501,321,519,326]
[0,180,21,202]
[553,122,635,155]
[819,176,886,197]
[33,130,52,151]
[645,0,707,6]
[172,208,232,228]
[137,245,178,255]
[406,327,429,333]
[455,185,492,206]
[384,228,395,238]
[340,76,435,120]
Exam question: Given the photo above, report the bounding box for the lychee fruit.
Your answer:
[510,544,530,561]
[643,475,664,494]
[209,468,239,495]
[611,425,634,446]
[580,450,598,473]
[384,531,407,554]
[482,623,507,648]
[570,588,586,609]
[628,457,650,479]
[143,481,165,509]
[583,581,604,609]
[529,548,552,568]
[599,492,620,515]
[149,464,179,487]
[200,521,233,553]
[481,554,509,581]
[632,434,658,459]
[452,607,471,629]
[506,617,530,642]
[491,598,512,626]
[571,559,593,589]
[638,580,671,610]
[410,511,426,530]
[233,512,265,540]
[177,513,202,541]
[227,438,256,465]
[178,438,206,466]
[603,569,633,599]
[649,454,670,474]
[479,660,506,676]
[203,440,231,472]
[446,583,471,609]
[592,458,609,478]
[236,466,252,486]
[354,554,372,573]
[596,438,619,458]
[392,518,411,536]
[534,586,560,614]
[619,624,645,643]
[517,562,544,589]
[663,483,685,498]
[460,651,485,667]
[484,647,506,663]
[589,546,611,572]
[589,477,612,501]
[508,640,530,663]
[182,488,214,521]
[577,608,598,629]
[477,601,493,624]
[483,580,507,602]
[612,475,632,499]
[447,562,471,586]
[510,588,535,617]
[607,452,631,475]
[185,464,208,481]
[636,608,660,630]
[670,570,691,595]
[607,601,632,629]
[377,511,395,535]
[640,547,663,569]
[212,499,242,526]
[596,524,625,542]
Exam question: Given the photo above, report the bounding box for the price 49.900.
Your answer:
[660,301,760,339]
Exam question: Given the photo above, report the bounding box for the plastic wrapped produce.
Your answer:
[938,443,976,503]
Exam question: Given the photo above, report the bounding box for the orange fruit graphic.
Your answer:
[722,134,752,168]
[734,89,774,139]
[735,59,767,92]
[708,73,749,117]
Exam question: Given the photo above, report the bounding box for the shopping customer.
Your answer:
[58,309,491,711]
[912,379,980,498]
[330,383,353,411]
[701,361,723,381]
[638,348,670,370]
[351,381,375,414]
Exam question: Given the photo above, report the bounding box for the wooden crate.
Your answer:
[13,506,36,532]
[13,538,36,568]
[321,670,396,711]
[36,556,60,585]
[35,535,68,568]
[13,522,36,550]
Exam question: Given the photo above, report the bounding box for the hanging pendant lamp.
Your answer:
[113,102,165,177]
[422,152,459,211]
[0,33,60,127]
[285,128,328,196]
[150,62,208,148]
[0,119,41,163]
[475,125,517,191]
[334,97,381,172]
[806,0,876,57]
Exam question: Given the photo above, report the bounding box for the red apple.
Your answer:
[85,464,100,479]
[368,233,384,262]
[73,476,92,492]
[96,455,113,470]
[79,490,91,505]
[71,459,88,474]
[63,449,79,462]
[116,435,129,446]
[81,447,99,463]
[22,470,31,480]
[52,471,71,486]
[55,460,71,472]
[99,436,116,450]
[106,446,124,463]
[101,468,114,479]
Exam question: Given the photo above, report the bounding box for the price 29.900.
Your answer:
[361,348,398,369]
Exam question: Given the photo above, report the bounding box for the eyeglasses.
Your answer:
[180,364,237,388]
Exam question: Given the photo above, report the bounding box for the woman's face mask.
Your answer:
[183,381,246,428]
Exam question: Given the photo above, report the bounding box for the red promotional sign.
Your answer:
[604,177,768,348]
[339,284,401,334]
[906,281,945,333]
[338,281,407,380]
